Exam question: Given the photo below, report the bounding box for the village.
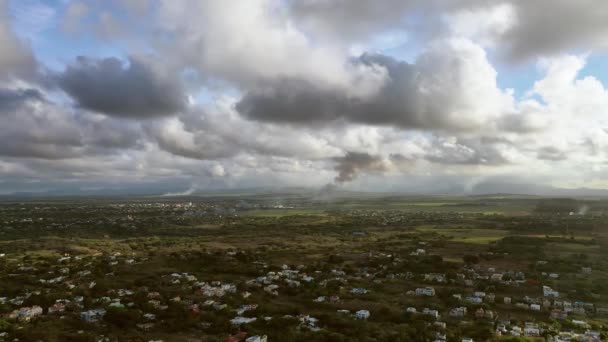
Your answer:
[0,196,607,341]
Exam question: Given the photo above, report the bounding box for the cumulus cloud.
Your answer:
[3,0,608,194]
[0,87,81,159]
[0,85,143,160]
[147,100,342,162]
[501,0,608,61]
[157,0,387,95]
[146,116,240,160]
[289,0,608,61]
[445,3,517,48]
[238,38,514,131]
[57,56,187,118]
[288,0,425,44]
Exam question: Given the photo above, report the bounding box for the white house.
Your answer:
[490,273,503,281]
[351,288,369,295]
[416,287,436,296]
[48,302,66,314]
[143,313,156,320]
[450,307,467,317]
[434,321,447,329]
[524,327,540,337]
[10,306,43,322]
[424,273,446,282]
[81,309,106,323]
[543,286,559,297]
[423,308,440,319]
[511,326,522,336]
[466,296,482,304]
[411,249,426,256]
[355,310,370,319]
[230,316,257,325]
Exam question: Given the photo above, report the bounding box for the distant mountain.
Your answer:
[468,181,608,198]
[2,182,608,199]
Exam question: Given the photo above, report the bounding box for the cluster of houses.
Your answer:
[0,251,271,340]
[392,252,605,342]
[0,236,606,342]
[8,305,43,322]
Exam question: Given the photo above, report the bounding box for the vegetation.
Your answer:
[0,194,606,341]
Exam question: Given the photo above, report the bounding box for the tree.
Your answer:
[463,254,480,264]
[104,307,140,329]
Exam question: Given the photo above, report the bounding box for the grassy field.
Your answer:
[415,226,510,244]
[240,209,329,217]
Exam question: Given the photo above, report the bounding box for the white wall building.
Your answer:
[355,310,370,319]
[416,287,436,296]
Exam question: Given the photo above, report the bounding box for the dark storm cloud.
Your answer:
[236,78,347,125]
[237,53,445,129]
[237,51,495,131]
[57,56,186,118]
[333,152,390,183]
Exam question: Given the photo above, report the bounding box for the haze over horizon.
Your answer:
[2,0,608,195]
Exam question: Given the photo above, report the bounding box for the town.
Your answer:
[0,195,607,341]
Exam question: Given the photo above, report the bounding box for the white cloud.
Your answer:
[446,3,516,48]
[3,0,608,194]
[157,0,388,98]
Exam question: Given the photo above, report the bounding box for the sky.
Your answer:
[2,0,608,195]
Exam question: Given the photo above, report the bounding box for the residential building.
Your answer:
[81,309,106,323]
[543,286,559,297]
[355,310,370,319]
[416,287,436,296]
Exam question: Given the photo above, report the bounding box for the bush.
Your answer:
[463,254,480,264]
[104,307,141,329]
